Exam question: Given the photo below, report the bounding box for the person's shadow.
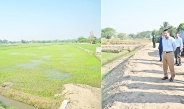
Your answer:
[148,50,159,58]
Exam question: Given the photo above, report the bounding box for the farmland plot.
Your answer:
[0,44,100,109]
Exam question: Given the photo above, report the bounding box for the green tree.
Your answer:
[95,38,101,43]
[158,21,178,37]
[128,34,136,39]
[126,34,133,39]
[177,23,184,32]
[0,39,8,44]
[101,27,116,39]
[159,21,170,34]
[137,31,152,39]
[160,22,170,31]
[88,31,96,44]
[77,36,87,43]
[117,33,126,40]
[21,39,27,43]
[169,26,177,36]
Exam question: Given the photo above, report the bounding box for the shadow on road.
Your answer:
[133,61,162,67]
[123,74,184,84]
[106,91,184,103]
[131,69,163,74]
[133,69,184,76]
[133,58,162,67]
[148,50,159,57]
[134,59,160,62]
[102,73,184,108]
[126,82,184,91]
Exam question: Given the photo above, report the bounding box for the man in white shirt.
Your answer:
[162,29,177,82]
[174,33,183,66]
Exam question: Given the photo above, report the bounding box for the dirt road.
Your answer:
[102,43,184,109]
[63,84,101,109]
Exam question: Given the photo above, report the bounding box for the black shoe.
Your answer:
[175,63,178,65]
[162,77,168,80]
[169,77,174,82]
[176,64,182,66]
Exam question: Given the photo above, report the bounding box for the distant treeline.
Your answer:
[0,38,101,44]
[101,22,184,39]
[0,31,101,44]
[0,38,100,44]
[0,39,76,44]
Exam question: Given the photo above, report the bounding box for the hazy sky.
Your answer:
[0,0,100,41]
[102,0,184,34]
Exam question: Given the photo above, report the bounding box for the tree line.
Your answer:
[77,32,100,44]
[0,39,77,44]
[101,22,184,39]
[0,32,100,44]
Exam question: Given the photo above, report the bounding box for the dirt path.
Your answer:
[102,43,184,109]
[62,84,101,109]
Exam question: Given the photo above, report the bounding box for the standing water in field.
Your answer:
[0,95,36,109]
[41,55,50,60]
[1,68,14,73]
[16,60,42,69]
[10,52,37,56]
[44,69,71,80]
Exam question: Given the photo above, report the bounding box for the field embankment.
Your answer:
[101,39,149,77]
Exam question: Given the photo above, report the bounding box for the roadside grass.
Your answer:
[0,43,100,108]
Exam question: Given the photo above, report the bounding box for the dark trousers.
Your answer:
[159,49,163,61]
[174,47,181,64]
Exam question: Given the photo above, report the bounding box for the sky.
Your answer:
[102,0,184,34]
[0,0,100,41]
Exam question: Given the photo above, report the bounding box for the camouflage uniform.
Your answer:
[152,35,156,48]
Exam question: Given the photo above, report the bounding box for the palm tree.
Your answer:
[163,22,170,28]
[160,21,170,32]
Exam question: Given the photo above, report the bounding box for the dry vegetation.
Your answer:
[101,39,149,65]
[101,38,150,45]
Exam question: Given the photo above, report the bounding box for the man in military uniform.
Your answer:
[152,35,156,48]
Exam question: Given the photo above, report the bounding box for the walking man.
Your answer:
[162,29,176,82]
[158,33,163,61]
[174,33,183,66]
